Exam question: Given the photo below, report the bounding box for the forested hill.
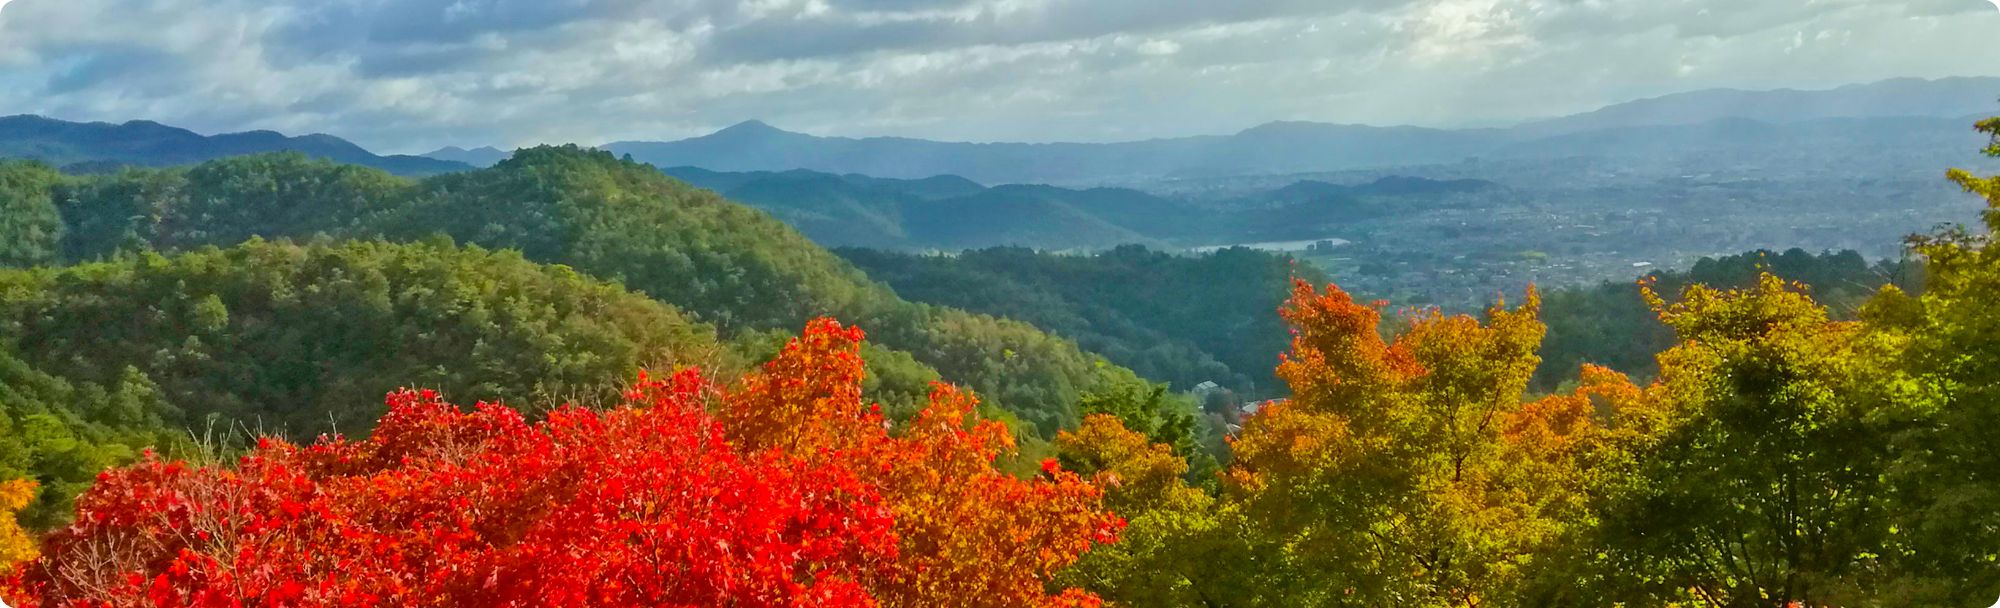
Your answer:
[840,245,1322,398]
[660,165,1210,250]
[0,150,1163,438]
[0,239,733,525]
[0,115,471,176]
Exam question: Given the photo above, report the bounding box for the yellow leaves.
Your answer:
[0,478,36,571]
[1056,415,1209,516]
[1225,403,1355,495]
[1649,272,1829,343]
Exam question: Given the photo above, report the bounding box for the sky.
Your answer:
[0,0,1997,153]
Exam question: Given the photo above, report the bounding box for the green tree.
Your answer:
[1579,275,1912,607]
[1876,114,2000,603]
[0,161,64,267]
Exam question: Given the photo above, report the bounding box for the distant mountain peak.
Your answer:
[715,120,790,137]
[426,145,505,155]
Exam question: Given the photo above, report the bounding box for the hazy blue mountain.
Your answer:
[665,165,1203,250]
[719,171,918,247]
[840,173,987,200]
[657,165,1482,251]
[1493,115,1990,174]
[1518,76,2000,136]
[0,115,472,176]
[421,145,510,167]
[611,120,1190,184]
[601,77,2000,184]
[900,185,1206,251]
[606,119,1480,184]
[662,165,987,200]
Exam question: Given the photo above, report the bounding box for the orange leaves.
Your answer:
[721,318,873,455]
[1226,280,1566,604]
[5,318,1117,608]
[1275,279,1414,409]
[0,479,35,572]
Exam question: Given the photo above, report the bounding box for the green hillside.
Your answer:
[842,245,1321,398]
[0,239,731,525]
[6,148,1155,435]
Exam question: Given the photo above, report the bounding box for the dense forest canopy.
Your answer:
[0,239,731,526]
[839,245,1322,397]
[0,149,1165,438]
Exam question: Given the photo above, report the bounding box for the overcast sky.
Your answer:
[1,0,1996,153]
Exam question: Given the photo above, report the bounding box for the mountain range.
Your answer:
[1,76,1992,189]
[0,115,471,176]
[662,165,1496,250]
[596,77,2000,184]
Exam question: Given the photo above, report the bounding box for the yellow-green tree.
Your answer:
[1219,280,1574,606]
[1876,114,2000,602]
[1053,414,1249,606]
[1579,275,1913,607]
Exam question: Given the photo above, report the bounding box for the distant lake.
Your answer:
[1191,237,1350,254]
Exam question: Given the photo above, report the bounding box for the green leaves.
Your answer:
[0,161,63,268]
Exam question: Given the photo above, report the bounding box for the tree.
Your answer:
[1577,275,1911,607]
[0,161,64,267]
[1074,379,1216,480]
[0,479,34,572]
[2,319,1120,608]
[1536,248,1919,390]
[1052,415,1245,607]
[1221,280,1560,606]
[1875,114,2000,602]
[713,319,1121,607]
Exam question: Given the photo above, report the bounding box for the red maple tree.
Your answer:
[2,319,1118,608]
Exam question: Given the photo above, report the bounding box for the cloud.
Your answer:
[0,0,1994,153]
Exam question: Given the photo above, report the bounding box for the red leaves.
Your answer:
[700,320,1120,607]
[5,319,1117,608]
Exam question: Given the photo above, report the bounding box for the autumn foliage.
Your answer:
[0,479,35,571]
[0,320,1118,608]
